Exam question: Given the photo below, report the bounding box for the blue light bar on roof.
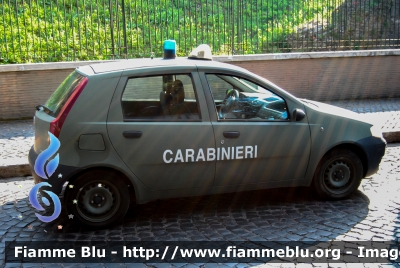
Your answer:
[163,40,176,59]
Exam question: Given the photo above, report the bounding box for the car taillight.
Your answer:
[49,77,88,137]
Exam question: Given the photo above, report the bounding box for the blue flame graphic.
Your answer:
[29,132,62,222]
[34,132,60,179]
[29,182,62,222]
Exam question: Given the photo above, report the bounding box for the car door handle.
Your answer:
[123,131,142,139]
[223,131,240,138]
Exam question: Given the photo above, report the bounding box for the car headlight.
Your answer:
[370,125,383,138]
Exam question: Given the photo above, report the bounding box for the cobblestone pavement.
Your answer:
[328,98,400,132]
[0,120,34,166]
[0,144,399,267]
[1,98,399,168]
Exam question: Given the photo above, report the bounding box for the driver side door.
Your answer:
[201,73,311,187]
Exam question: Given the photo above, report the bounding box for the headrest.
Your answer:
[172,80,185,103]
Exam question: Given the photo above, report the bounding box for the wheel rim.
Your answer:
[323,159,353,194]
[75,181,121,223]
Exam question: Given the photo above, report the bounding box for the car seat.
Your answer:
[160,81,174,116]
[170,80,191,119]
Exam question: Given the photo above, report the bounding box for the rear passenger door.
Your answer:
[107,68,216,191]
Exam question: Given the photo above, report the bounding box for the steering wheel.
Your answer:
[218,89,239,119]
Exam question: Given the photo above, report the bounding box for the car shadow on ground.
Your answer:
[120,187,370,242]
[0,186,374,267]
[2,186,370,243]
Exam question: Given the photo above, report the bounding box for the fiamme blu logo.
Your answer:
[29,132,62,222]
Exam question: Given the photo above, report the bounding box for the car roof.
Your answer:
[80,57,249,75]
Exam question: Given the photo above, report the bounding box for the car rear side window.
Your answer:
[45,71,86,117]
[121,74,200,121]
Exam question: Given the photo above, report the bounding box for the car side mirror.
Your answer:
[293,109,306,122]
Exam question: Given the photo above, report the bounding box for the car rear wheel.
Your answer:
[312,149,363,199]
[65,170,130,228]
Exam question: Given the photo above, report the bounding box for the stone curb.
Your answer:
[1,131,399,179]
[1,49,399,73]
[383,131,400,144]
[0,164,31,179]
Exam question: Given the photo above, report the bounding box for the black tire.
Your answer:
[65,170,130,228]
[312,149,363,199]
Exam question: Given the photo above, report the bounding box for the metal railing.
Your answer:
[1,0,399,63]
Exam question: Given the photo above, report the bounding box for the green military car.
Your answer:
[29,44,386,227]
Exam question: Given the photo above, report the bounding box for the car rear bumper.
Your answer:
[28,145,82,195]
[356,136,387,177]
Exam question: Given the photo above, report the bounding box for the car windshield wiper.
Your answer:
[36,104,54,115]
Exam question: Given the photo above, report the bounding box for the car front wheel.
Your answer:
[312,149,363,199]
[65,170,130,228]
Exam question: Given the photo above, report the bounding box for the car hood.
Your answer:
[301,99,373,126]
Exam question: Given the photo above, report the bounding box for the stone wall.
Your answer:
[0,61,109,120]
[229,55,400,102]
[0,50,399,120]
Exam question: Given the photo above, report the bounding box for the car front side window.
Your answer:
[206,74,289,121]
[121,74,200,120]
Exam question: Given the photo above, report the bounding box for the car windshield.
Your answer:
[221,75,276,96]
[232,77,265,92]
[45,71,86,117]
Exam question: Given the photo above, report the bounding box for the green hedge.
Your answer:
[0,0,339,64]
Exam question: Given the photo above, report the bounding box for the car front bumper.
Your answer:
[356,136,387,177]
[28,145,82,195]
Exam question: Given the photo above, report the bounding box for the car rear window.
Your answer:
[45,71,86,117]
